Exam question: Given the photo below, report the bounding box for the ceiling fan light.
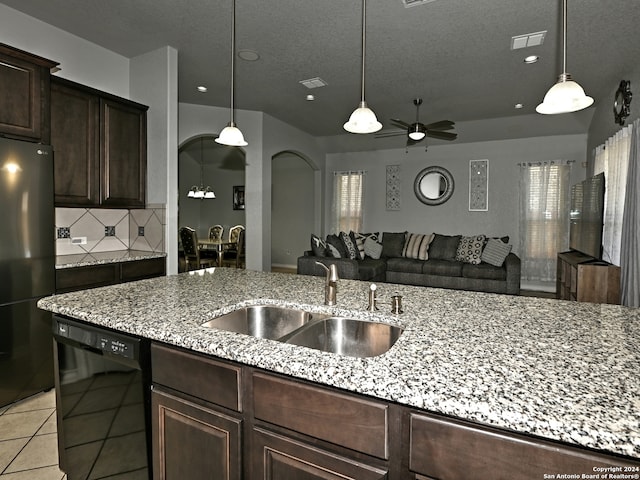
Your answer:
[408,124,426,141]
[536,75,594,114]
[215,122,248,147]
[344,101,383,134]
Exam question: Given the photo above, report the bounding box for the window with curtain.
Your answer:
[593,125,632,266]
[331,171,365,233]
[519,162,571,286]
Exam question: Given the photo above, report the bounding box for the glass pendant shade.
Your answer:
[344,101,382,134]
[215,122,248,147]
[536,74,594,114]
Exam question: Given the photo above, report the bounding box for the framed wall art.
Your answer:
[469,159,488,211]
[233,185,245,210]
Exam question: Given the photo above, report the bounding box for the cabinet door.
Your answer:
[152,388,242,480]
[0,45,55,142]
[51,80,100,206]
[252,427,388,480]
[101,98,146,207]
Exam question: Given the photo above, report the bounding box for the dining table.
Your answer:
[198,238,234,267]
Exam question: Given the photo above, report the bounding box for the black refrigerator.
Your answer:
[0,136,55,408]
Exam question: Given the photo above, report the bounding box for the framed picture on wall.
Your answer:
[233,185,245,210]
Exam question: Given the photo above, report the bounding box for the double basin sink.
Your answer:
[201,305,403,358]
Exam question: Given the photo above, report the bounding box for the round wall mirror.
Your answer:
[414,166,455,205]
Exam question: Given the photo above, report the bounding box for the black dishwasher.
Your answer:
[52,315,152,480]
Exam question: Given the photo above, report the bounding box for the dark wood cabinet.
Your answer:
[0,43,57,143]
[556,251,620,304]
[51,77,147,208]
[251,427,388,480]
[55,257,165,293]
[152,388,242,480]
[150,342,640,479]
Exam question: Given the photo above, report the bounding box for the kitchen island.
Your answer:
[38,267,640,478]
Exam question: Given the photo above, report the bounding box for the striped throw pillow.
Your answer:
[402,233,434,260]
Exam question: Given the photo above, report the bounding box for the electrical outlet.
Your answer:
[57,227,70,239]
[71,237,87,245]
[105,226,116,237]
[138,226,145,236]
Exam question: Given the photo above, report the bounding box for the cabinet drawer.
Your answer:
[55,263,119,293]
[409,413,640,480]
[151,343,242,412]
[253,372,388,459]
[121,257,165,282]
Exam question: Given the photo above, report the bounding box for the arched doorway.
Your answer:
[178,135,246,271]
[271,151,316,272]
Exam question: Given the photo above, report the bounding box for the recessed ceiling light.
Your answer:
[524,55,539,64]
[515,103,524,109]
[238,49,259,61]
[197,85,208,93]
[306,94,315,101]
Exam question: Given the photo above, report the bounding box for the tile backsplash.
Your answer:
[55,205,165,255]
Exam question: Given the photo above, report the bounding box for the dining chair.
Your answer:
[208,224,224,241]
[179,226,215,271]
[228,224,245,244]
[222,228,245,268]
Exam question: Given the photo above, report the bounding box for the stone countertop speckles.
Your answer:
[56,250,166,269]
[37,268,640,459]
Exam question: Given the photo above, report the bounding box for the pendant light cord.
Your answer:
[360,0,366,103]
[561,0,567,75]
[230,0,236,124]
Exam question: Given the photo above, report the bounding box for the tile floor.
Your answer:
[0,390,65,479]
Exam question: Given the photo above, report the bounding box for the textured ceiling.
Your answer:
[3,0,639,140]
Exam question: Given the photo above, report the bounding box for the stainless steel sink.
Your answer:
[201,305,314,340]
[281,317,403,358]
[203,306,403,358]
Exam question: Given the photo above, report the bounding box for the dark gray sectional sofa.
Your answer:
[297,231,521,295]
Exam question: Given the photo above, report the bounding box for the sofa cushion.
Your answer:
[326,234,347,258]
[340,231,359,260]
[429,234,462,261]
[358,258,387,281]
[386,257,425,274]
[310,234,327,257]
[382,232,407,258]
[481,238,513,267]
[462,262,507,281]
[455,234,486,264]
[364,237,383,259]
[422,259,464,276]
[402,233,434,260]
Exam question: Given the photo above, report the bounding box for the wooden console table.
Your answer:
[556,251,620,304]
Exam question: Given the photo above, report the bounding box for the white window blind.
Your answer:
[331,171,365,233]
[519,163,570,284]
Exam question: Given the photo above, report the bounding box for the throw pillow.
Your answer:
[364,237,383,259]
[455,234,487,264]
[310,234,327,257]
[481,238,513,267]
[326,234,347,258]
[350,231,365,260]
[402,233,434,260]
[429,234,462,261]
[340,231,359,260]
[381,232,407,258]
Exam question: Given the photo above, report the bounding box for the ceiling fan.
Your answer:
[375,98,457,146]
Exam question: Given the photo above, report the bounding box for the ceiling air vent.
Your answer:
[299,77,328,89]
[402,0,438,8]
[511,31,547,49]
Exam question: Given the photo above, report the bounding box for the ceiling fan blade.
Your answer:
[374,130,406,138]
[426,130,458,141]
[390,118,410,129]
[423,120,455,131]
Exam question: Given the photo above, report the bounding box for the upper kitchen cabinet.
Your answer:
[51,77,148,208]
[0,43,58,143]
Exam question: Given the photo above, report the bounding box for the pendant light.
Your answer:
[216,0,248,146]
[187,138,216,199]
[536,0,593,114]
[343,0,382,134]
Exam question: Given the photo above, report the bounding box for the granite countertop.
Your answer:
[37,268,640,459]
[56,250,166,269]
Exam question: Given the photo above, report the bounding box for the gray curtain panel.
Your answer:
[620,118,640,307]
